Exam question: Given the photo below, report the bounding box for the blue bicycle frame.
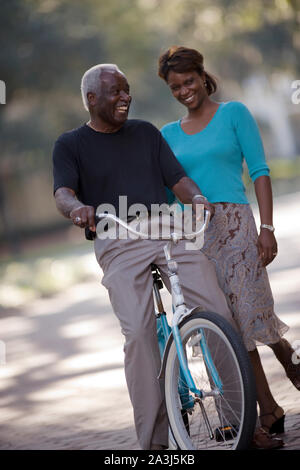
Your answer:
[154,269,223,405]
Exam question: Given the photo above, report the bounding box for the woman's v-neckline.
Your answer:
[178,102,224,136]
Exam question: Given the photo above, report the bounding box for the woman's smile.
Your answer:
[182,93,196,105]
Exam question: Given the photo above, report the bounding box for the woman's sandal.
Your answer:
[251,428,284,450]
[260,406,285,435]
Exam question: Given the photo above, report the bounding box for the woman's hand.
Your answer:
[257,228,278,267]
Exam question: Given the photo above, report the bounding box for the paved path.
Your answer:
[0,193,299,450]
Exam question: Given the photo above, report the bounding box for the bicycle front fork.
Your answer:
[164,240,223,399]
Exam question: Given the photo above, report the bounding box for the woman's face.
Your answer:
[167,70,207,110]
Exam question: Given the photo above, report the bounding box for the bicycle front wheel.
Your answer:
[165,312,257,450]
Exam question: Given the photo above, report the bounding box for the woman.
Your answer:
[158,46,300,449]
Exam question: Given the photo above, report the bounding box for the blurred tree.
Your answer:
[147,0,300,79]
[0,0,107,245]
[0,0,299,247]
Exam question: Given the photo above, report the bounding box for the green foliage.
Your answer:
[0,0,299,240]
[2,0,299,135]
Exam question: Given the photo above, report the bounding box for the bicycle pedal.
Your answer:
[215,425,238,442]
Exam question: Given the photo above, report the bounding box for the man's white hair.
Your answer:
[80,63,123,111]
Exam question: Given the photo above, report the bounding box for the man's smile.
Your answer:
[115,105,129,113]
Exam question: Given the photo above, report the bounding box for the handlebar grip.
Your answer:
[85,214,110,240]
[85,227,97,240]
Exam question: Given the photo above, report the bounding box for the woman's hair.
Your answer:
[158,46,217,96]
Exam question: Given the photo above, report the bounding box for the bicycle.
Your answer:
[94,210,257,450]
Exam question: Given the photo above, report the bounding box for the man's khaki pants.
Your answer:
[94,235,237,450]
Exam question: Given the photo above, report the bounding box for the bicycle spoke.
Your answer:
[165,313,256,450]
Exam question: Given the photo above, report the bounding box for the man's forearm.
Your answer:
[54,187,84,219]
[172,176,204,203]
[172,176,215,218]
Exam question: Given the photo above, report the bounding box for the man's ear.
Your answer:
[87,91,97,107]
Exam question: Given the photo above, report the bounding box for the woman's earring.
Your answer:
[204,80,207,87]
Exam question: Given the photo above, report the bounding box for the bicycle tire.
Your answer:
[164,311,257,450]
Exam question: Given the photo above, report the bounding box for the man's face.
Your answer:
[92,69,132,129]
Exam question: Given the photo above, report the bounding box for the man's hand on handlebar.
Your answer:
[192,197,214,223]
[70,205,96,231]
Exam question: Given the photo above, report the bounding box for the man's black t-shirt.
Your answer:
[53,119,186,216]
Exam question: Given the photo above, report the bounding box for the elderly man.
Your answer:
[52,64,233,450]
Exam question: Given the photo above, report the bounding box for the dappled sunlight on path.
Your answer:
[0,193,299,449]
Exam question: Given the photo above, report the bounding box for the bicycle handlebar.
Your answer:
[94,210,210,243]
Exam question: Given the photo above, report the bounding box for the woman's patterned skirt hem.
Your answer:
[201,202,289,352]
